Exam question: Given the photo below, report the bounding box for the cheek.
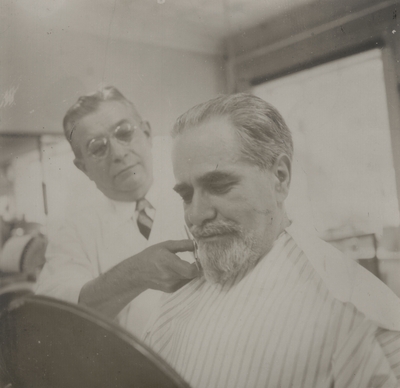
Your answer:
[247,183,277,214]
[130,144,152,167]
[228,196,275,230]
[215,197,255,225]
[135,136,152,154]
[220,189,264,214]
[241,208,271,231]
[87,162,110,180]
[142,151,153,168]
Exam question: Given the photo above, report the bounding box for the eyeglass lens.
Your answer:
[87,122,136,158]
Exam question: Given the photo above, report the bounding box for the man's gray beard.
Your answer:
[193,221,260,285]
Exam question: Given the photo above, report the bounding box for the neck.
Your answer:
[274,208,291,240]
[278,212,291,234]
[255,209,291,265]
[100,177,153,203]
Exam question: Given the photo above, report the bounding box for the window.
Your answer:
[253,49,399,239]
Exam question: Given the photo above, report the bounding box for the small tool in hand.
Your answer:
[184,225,201,271]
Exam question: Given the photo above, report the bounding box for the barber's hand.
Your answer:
[131,239,200,293]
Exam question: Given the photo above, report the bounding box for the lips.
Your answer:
[192,221,241,241]
[114,164,137,178]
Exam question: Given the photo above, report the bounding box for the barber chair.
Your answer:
[0,290,189,388]
[0,234,47,279]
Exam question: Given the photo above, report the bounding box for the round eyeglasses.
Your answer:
[86,122,140,159]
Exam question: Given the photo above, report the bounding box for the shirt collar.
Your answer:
[109,199,136,223]
[107,183,157,224]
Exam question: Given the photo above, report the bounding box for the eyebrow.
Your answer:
[109,119,129,132]
[173,170,240,194]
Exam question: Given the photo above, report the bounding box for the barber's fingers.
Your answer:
[135,240,200,292]
[165,255,199,279]
[161,239,195,253]
[151,255,199,292]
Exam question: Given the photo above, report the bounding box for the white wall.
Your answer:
[1,4,226,232]
[1,8,226,137]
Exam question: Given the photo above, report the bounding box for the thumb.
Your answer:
[162,239,195,253]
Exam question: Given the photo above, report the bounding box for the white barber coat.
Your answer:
[35,137,192,338]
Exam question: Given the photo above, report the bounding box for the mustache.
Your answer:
[191,220,241,239]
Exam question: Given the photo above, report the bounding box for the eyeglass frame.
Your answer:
[85,120,147,160]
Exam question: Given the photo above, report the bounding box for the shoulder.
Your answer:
[48,194,112,235]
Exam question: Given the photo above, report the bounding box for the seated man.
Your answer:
[35,86,199,338]
[143,94,400,388]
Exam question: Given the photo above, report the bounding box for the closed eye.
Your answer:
[173,171,239,203]
[201,171,239,196]
[207,182,236,195]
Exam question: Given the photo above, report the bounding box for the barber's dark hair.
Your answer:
[172,93,293,170]
[63,86,138,157]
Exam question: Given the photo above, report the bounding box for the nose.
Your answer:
[109,137,129,161]
[186,191,217,227]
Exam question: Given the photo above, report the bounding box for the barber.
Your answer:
[35,86,199,337]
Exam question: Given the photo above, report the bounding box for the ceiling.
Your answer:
[1,0,316,55]
[0,0,317,166]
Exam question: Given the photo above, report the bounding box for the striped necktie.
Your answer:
[136,198,153,240]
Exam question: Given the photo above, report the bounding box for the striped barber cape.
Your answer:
[143,223,400,388]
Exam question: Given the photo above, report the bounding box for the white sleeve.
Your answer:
[34,218,95,304]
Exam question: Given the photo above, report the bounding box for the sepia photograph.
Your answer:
[0,0,400,387]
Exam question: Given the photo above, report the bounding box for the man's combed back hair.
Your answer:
[172,93,293,170]
[63,86,136,157]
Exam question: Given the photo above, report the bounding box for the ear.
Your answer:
[272,153,291,203]
[142,121,152,145]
